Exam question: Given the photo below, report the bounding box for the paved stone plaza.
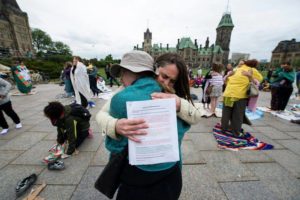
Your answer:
[0,83,299,200]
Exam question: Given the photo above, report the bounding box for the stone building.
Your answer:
[271,39,300,66]
[135,12,234,67]
[0,0,33,58]
[231,52,250,64]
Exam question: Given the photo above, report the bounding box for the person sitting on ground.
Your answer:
[44,102,90,158]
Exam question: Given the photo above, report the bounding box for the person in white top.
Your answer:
[70,56,93,108]
[197,66,202,78]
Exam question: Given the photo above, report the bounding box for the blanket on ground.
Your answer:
[212,123,273,151]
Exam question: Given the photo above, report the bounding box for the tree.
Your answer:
[31,28,52,53]
[51,41,72,55]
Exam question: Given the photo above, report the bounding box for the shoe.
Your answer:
[15,173,37,197]
[0,129,9,135]
[88,101,96,108]
[47,160,65,170]
[16,123,22,129]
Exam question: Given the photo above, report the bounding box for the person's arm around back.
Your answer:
[95,98,148,142]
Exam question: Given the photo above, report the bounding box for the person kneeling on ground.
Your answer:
[44,102,90,158]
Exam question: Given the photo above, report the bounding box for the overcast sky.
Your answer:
[18,0,300,60]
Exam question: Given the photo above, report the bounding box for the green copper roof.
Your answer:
[152,44,177,53]
[217,13,234,28]
[213,45,223,53]
[178,37,197,50]
[198,46,213,55]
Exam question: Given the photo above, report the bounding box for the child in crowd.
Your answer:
[0,77,22,135]
[206,63,224,117]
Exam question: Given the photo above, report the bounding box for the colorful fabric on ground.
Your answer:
[212,123,273,151]
[11,65,32,93]
[43,143,65,163]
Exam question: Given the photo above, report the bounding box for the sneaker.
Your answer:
[0,129,9,135]
[47,160,65,170]
[88,101,96,108]
[16,123,22,129]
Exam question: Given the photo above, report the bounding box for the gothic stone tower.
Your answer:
[215,13,234,64]
[0,0,34,57]
[143,28,152,54]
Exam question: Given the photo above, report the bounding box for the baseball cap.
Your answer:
[110,50,154,77]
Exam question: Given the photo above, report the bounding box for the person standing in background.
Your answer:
[70,56,94,108]
[63,62,74,97]
[0,77,22,135]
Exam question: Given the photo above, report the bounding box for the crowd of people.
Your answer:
[0,50,299,199]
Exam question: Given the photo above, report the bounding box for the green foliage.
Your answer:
[49,41,72,56]
[31,28,52,53]
[31,28,72,56]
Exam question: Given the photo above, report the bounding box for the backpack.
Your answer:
[69,103,91,121]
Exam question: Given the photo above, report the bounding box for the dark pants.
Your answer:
[79,93,88,108]
[221,99,248,134]
[271,87,280,110]
[75,129,89,148]
[0,101,20,129]
[109,77,120,87]
[117,162,182,200]
[278,86,293,111]
[89,76,100,96]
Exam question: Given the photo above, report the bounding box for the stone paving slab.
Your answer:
[90,142,110,166]
[184,133,219,151]
[0,125,31,140]
[182,140,206,164]
[0,131,48,151]
[180,165,227,200]
[0,165,44,200]
[37,152,93,185]
[43,131,57,140]
[202,151,258,182]
[12,140,54,165]
[0,150,23,169]
[236,150,274,163]
[71,166,111,200]
[77,133,102,152]
[255,126,294,140]
[250,132,286,149]
[246,163,300,199]
[286,131,300,139]
[265,120,300,132]
[39,185,76,200]
[220,181,279,200]
[264,149,300,178]
[276,139,300,156]
[29,121,57,133]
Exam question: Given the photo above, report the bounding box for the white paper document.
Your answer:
[126,98,179,165]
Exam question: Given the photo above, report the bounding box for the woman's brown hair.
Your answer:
[244,59,259,68]
[155,53,193,104]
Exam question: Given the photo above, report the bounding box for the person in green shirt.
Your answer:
[270,62,295,111]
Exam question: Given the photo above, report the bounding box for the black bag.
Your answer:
[94,146,128,199]
[69,103,91,121]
